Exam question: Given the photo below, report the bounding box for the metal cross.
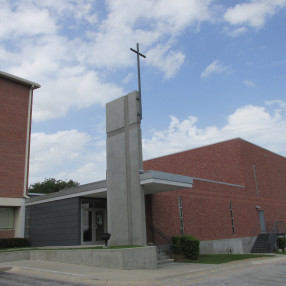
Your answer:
[130,43,146,120]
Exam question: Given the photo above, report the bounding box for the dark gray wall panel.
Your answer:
[29,198,80,246]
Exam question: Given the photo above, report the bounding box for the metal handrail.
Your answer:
[150,225,172,243]
[248,223,260,245]
[266,220,285,234]
[150,225,174,255]
[267,221,286,252]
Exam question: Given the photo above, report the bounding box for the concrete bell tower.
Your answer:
[106,91,146,246]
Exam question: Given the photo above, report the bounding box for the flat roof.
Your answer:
[0,71,41,89]
[25,170,244,206]
[26,180,107,206]
[25,171,194,206]
[140,170,193,194]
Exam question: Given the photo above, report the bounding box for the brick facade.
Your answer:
[0,77,30,198]
[0,72,40,239]
[144,138,286,242]
[0,230,15,238]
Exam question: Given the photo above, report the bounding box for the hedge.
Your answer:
[171,235,200,260]
[277,237,286,250]
[171,236,181,254]
[0,238,30,249]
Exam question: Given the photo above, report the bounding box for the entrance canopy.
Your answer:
[141,170,193,195]
[26,170,193,205]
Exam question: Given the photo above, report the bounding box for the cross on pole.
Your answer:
[130,43,146,120]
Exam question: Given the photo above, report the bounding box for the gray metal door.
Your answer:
[258,210,266,233]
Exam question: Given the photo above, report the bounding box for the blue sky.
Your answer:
[1,0,286,185]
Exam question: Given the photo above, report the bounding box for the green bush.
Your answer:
[171,235,200,260]
[0,238,30,249]
[181,235,200,260]
[171,236,181,254]
[277,237,286,250]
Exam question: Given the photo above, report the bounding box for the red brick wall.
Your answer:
[239,140,286,201]
[144,138,245,185]
[0,230,15,239]
[0,77,30,198]
[144,139,286,242]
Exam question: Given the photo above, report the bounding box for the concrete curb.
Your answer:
[0,266,12,272]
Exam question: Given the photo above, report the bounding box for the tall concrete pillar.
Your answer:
[106,91,146,246]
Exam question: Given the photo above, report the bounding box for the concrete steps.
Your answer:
[157,259,175,266]
[156,246,174,265]
[251,233,272,253]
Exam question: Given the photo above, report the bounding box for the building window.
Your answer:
[178,196,184,235]
[0,207,14,229]
[229,201,235,236]
[253,163,259,198]
[279,171,285,200]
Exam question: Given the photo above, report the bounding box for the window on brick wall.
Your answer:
[229,201,235,236]
[0,207,14,229]
[253,163,260,198]
[178,196,184,235]
[279,171,285,200]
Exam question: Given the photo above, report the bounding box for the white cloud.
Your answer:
[200,60,228,79]
[143,100,286,159]
[146,44,185,79]
[0,0,215,121]
[32,70,123,121]
[79,0,213,72]
[122,73,134,84]
[243,80,256,87]
[224,26,248,37]
[29,129,106,184]
[224,0,286,29]
[0,1,57,39]
[266,99,286,109]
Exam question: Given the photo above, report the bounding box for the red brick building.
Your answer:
[144,138,286,253]
[0,71,40,238]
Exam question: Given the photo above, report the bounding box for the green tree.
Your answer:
[28,178,80,194]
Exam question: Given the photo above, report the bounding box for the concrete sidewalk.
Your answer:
[0,259,217,284]
[1,256,285,285]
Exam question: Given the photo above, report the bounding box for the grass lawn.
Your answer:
[173,254,274,264]
[275,250,286,254]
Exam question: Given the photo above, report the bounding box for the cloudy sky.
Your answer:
[1,0,286,185]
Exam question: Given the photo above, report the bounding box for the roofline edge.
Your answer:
[0,71,41,89]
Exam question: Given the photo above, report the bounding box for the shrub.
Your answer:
[171,235,200,260]
[277,237,286,250]
[181,235,200,260]
[171,236,181,254]
[0,238,30,249]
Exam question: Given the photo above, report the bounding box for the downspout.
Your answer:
[23,85,35,198]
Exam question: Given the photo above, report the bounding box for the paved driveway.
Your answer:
[1,256,286,286]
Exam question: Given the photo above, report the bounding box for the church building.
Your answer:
[1,70,284,254]
[25,91,286,254]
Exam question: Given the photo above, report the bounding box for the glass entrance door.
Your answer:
[82,208,95,244]
[81,199,106,245]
